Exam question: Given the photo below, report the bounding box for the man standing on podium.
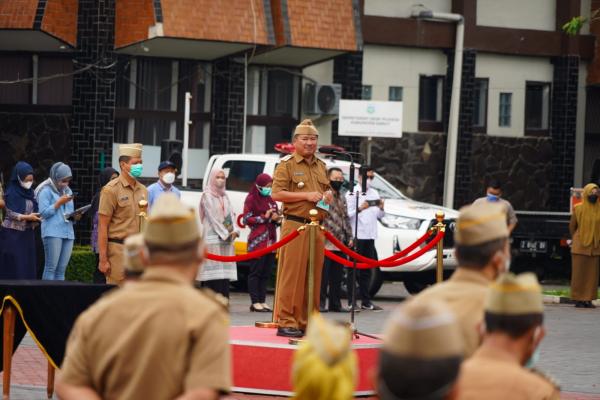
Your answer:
[272,119,332,338]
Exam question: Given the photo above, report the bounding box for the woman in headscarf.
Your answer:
[90,167,119,283]
[197,169,238,299]
[36,162,76,281]
[0,162,41,279]
[570,183,600,308]
[243,173,280,312]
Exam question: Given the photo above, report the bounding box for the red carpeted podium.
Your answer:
[230,326,381,396]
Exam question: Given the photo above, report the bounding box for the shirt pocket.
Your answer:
[316,173,330,192]
[116,192,134,220]
[291,173,309,192]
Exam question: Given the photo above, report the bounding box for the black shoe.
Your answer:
[347,304,362,312]
[277,327,304,338]
[584,301,596,309]
[575,301,585,308]
[250,304,270,312]
[361,302,383,312]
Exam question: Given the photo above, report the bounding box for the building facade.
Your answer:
[0,0,598,230]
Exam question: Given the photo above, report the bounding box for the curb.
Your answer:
[543,295,600,306]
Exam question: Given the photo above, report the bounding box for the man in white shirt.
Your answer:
[346,166,384,311]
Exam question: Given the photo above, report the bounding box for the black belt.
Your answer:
[285,214,321,225]
[108,238,124,244]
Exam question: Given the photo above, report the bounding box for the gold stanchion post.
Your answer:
[435,211,446,283]
[138,199,148,233]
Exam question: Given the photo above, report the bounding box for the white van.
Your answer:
[180,153,459,295]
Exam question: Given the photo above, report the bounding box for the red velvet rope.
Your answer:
[205,229,301,262]
[323,229,433,264]
[324,231,445,269]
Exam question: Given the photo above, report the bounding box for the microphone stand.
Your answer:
[321,149,379,341]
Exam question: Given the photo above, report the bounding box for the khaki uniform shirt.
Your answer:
[60,268,231,399]
[98,174,147,239]
[473,197,518,227]
[411,268,491,357]
[457,347,560,400]
[272,152,329,220]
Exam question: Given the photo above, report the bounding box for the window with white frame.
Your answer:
[525,82,550,134]
[245,67,300,153]
[388,86,403,102]
[0,54,72,106]
[362,85,372,100]
[114,58,211,148]
[473,78,488,131]
[419,75,444,131]
[499,92,512,127]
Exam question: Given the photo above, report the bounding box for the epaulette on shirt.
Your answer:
[532,368,561,391]
[281,154,293,162]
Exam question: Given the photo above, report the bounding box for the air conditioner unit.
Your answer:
[303,83,342,115]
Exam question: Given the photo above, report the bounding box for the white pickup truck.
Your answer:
[180,152,459,295]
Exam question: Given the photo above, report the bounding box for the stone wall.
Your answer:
[470,134,553,211]
[0,113,71,183]
[369,132,447,205]
[368,132,554,211]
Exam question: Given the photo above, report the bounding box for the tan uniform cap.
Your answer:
[143,193,200,247]
[383,301,463,359]
[455,202,508,246]
[305,313,352,366]
[486,272,543,315]
[119,143,143,158]
[293,119,318,137]
[123,233,144,273]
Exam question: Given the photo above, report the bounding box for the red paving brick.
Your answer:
[2,344,598,399]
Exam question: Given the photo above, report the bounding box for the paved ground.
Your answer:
[1,282,599,399]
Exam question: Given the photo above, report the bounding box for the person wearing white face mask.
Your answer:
[147,160,181,209]
[410,201,511,357]
[197,168,238,299]
[36,162,77,280]
[0,161,41,279]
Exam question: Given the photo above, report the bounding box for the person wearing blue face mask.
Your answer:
[97,143,148,285]
[473,179,518,235]
[0,161,41,279]
[457,273,559,400]
[35,162,77,280]
[243,173,280,312]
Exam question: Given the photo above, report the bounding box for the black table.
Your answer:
[0,280,113,399]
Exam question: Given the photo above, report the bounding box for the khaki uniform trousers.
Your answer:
[275,219,324,330]
[107,242,125,285]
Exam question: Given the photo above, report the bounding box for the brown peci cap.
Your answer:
[119,143,143,158]
[383,300,463,359]
[486,272,543,315]
[454,202,508,246]
[143,193,200,248]
[293,119,318,137]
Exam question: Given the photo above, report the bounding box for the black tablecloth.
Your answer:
[0,280,114,369]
